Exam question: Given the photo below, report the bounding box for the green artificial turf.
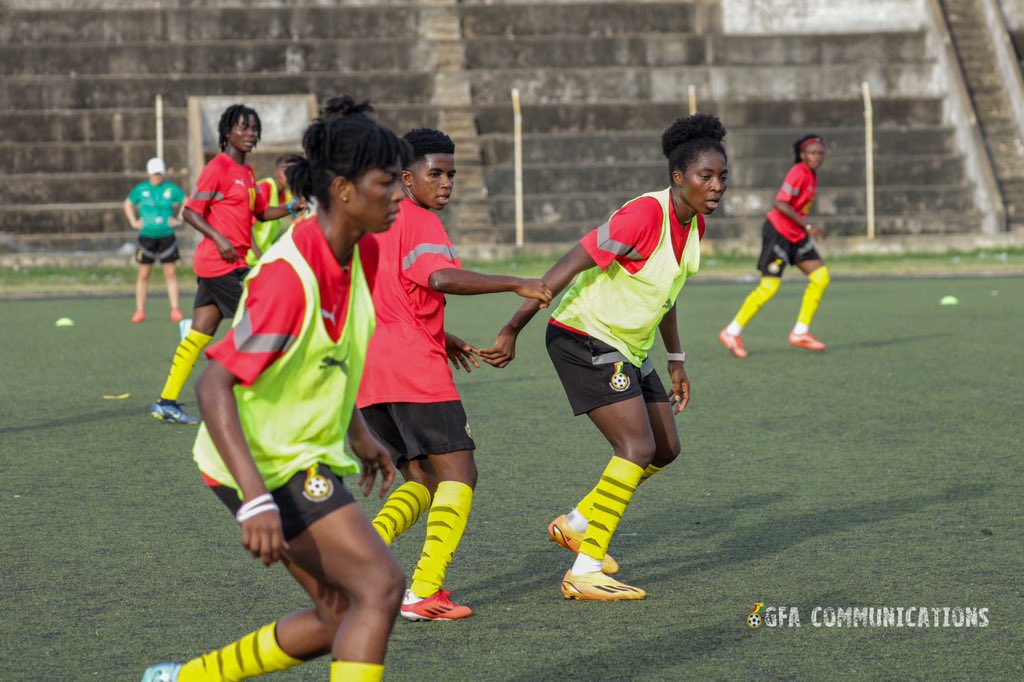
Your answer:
[1,275,1021,680]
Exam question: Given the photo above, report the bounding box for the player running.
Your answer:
[480,113,728,601]
[719,134,830,357]
[141,98,406,682]
[358,126,551,620]
[150,104,305,424]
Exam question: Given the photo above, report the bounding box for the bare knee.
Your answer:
[616,437,657,469]
[652,439,681,468]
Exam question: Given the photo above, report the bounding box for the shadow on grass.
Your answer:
[0,407,143,435]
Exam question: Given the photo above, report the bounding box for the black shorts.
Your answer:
[757,219,822,277]
[546,323,669,416]
[211,464,355,540]
[136,235,180,264]
[194,268,249,318]
[360,401,476,466]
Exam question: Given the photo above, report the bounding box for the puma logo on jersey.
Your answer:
[319,357,348,373]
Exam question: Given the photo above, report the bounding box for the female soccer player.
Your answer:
[123,156,187,323]
[150,104,305,424]
[141,100,406,682]
[247,153,304,266]
[719,134,829,357]
[480,113,728,600]
[358,127,551,620]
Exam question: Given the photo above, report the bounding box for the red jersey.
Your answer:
[766,162,817,243]
[580,195,705,273]
[357,197,462,407]
[187,152,268,278]
[206,216,356,386]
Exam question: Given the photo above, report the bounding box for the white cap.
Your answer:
[146,157,167,175]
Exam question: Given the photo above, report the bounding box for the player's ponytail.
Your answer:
[284,156,315,202]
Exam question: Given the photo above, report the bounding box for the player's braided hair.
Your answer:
[286,95,405,211]
[274,153,304,167]
[793,134,824,164]
[217,104,261,152]
[403,128,455,167]
[660,113,727,180]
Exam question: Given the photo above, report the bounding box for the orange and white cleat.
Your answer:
[400,588,473,621]
[131,309,146,324]
[548,515,619,574]
[718,328,748,358]
[788,332,826,352]
[561,570,646,601]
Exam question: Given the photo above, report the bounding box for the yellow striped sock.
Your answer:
[372,481,432,546]
[578,457,644,562]
[330,661,384,682]
[178,622,301,682]
[734,276,781,328]
[159,329,213,402]
[409,480,473,598]
[797,266,830,327]
[639,463,663,485]
[577,463,662,520]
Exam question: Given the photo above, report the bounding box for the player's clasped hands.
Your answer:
[445,332,482,373]
[515,278,553,308]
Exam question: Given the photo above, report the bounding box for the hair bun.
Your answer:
[661,113,727,159]
[321,95,375,119]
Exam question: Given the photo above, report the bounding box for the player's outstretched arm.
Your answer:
[428,268,552,306]
[479,243,597,368]
[196,360,288,566]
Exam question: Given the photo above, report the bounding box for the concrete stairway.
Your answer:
[0,4,453,251]
[941,0,1024,228]
[462,1,979,246]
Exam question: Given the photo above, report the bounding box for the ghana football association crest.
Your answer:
[302,465,333,502]
[609,361,630,392]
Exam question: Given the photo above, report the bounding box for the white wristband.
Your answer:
[236,493,275,522]
[666,352,686,363]
[236,502,280,523]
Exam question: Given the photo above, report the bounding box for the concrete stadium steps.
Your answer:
[474,98,946,136]
[464,34,705,70]
[3,203,130,235]
[0,6,427,44]
[460,2,698,37]
[0,39,431,77]
[467,63,937,104]
[1,71,435,110]
[484,187,975,227]
[483,156,966,196]
[0,109,188,144]
[489,212,981,245]
[478,128,960,166]
[708,32,929,66]
[4,141,189,175]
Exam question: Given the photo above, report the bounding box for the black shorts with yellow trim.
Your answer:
[194,267,249,318]
[211,464,355,540]
[757,219,822,277]
[136,235,180,264]
[545,323,669,416]
[360,401,476,467]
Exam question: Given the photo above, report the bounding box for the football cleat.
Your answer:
[131,309,146,323]
[400,588,473,621]
[169,308,185,323]
[150,401,200,425]
[718,328,748,358]
[788,332,826,352]
[141,663,181,682]
[548,515,619,574]
[561,569,646,601]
